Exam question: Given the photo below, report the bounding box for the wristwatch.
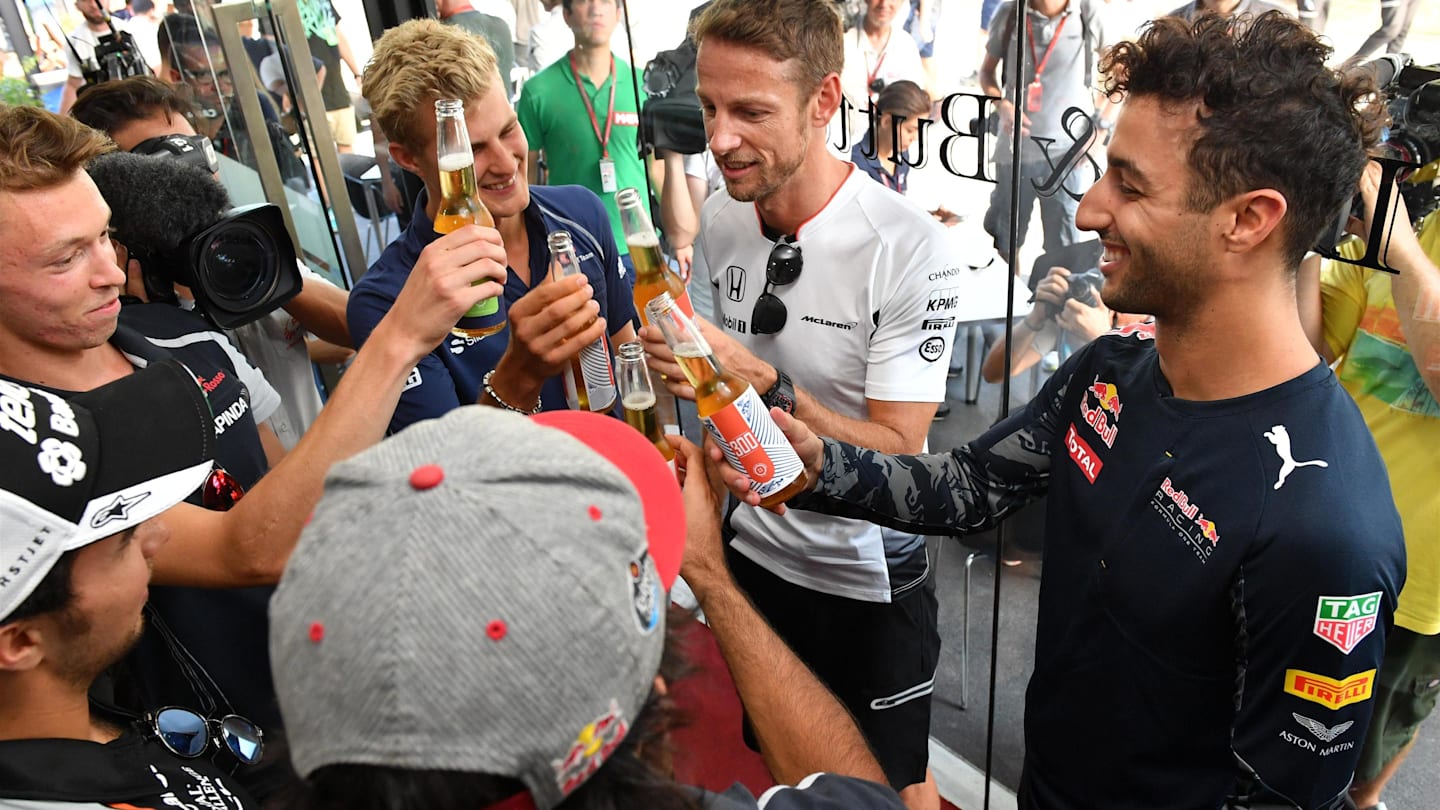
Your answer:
[760,369,797,415]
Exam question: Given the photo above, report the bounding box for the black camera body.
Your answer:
[640,39,706,156]
[143,204,303,331]
[80,24,150,89]
[1066,266,1105,308]
[1384,62,1440,174]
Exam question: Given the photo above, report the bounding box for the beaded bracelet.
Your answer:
[482,369,543,415]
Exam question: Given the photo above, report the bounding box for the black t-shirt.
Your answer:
[0,728,259,809]
[108,305,284,798]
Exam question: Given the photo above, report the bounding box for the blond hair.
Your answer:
[691,0,843,98]
[363,19,500,150]
[0,106,113,194]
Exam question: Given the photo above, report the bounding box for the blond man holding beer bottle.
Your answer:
[351,19,637,433]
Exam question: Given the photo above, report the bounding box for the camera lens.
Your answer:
[199,222,276,307]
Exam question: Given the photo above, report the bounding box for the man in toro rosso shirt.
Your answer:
[715,13,1407,810]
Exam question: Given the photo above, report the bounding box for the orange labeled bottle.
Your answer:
[434,98,506,339]
[645,293,808,508]
[618,187,694,326]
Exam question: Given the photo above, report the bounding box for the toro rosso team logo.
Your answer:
[1313,592,1382,655]
[1079,376,1122,448]
[553,700,630,796]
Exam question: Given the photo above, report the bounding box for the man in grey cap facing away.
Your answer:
[269,406,910,809]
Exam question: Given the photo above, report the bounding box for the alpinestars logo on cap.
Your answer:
[90,491,152,529]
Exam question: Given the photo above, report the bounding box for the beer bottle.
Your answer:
[618,187,694,326]
[435,98,506,340]
[645,293,808,508]
[615,341,676,470]
[547,231,616,412]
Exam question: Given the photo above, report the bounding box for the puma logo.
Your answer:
[1264,425,1328,490]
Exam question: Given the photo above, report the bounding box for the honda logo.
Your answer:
[726,266,747,302]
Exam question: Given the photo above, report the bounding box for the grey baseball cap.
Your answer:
[270,406,686,809]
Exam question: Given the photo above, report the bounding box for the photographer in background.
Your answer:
[72,76,353,450]
[1299,162,1440,810]
[59,0,135,113]
[980,262,1147,383]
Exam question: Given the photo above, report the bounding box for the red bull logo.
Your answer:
[1088,379,1123,417]
[1155,476,1221,561]
[1196,518,1220,546]
[1080,378,1122,448]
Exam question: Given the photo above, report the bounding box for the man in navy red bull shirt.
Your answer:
[719,13,1407,810]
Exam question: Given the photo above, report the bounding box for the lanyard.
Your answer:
[1026,13,1068,80]
[862,27,889,95]
[570,52,617,159]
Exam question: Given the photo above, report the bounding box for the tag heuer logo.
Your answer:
[1313,592,1382,654]
[1284,668,1375,711]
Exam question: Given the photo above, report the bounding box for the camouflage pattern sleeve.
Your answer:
[789,355,1080,536]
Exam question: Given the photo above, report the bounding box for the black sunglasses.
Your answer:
[147,706,265,765]
[751,239,803,335]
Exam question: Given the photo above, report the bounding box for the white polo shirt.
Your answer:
[696,167,967,602]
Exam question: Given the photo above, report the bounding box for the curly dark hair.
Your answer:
[1100,12,1385,266]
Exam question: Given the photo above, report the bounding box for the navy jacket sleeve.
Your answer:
[346,282,463,434]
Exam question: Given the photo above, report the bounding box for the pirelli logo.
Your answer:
[1284,669,1376,711]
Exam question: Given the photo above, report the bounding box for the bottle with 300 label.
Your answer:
[645,292,808,508]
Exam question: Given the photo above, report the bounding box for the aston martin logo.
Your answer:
[1293,713,1353,743]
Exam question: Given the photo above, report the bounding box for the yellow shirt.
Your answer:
[1321,212,1440,634]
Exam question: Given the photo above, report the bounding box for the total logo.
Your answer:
[1078,376,1122,448]
[1065,423,1102,484]
[1313,592,1382,654]
[1150,476,1220,563]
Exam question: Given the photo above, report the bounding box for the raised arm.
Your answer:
[149,225,509,586]
[673,437,889,787]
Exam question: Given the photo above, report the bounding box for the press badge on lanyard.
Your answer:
[1025,14,1067,115]
[572,52,619,194]
[599,157,618,193]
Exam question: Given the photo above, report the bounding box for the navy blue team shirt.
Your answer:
[793,325,1407,810]
[348,184,636,434]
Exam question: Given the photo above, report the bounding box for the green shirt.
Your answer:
[516,52,646,255]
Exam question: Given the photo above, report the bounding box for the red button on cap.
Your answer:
[409,464,445,490]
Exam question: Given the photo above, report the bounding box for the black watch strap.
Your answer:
[760,369,797,415]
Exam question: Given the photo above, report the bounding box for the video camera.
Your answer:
[144,204,303,331]
[77,23,150,89]
[1377,57,1440,222]
[87,151,301,331]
